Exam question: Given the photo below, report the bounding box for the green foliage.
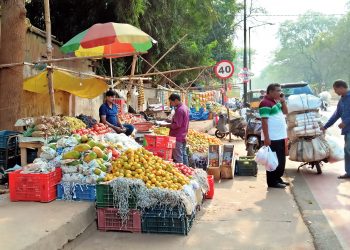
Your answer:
[25,0,240,85]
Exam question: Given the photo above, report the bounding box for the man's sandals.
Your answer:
[338,174,350,179]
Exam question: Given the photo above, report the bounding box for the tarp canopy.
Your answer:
[23,69,108,99]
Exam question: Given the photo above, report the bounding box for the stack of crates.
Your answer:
[95,183,141,232]
[144,135,176,161]
[0,130,20,170]
[57,182,96,201]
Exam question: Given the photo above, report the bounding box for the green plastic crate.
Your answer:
[141,206,195,235]
[96,184,137,208]
[235,156,257,176]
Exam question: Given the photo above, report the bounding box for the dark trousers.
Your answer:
[266,139,286,186]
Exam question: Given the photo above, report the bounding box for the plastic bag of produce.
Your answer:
[325,135,344,163]
[265,148,278,171]
[287,94,321,113]
[255,146,269,165]
[289,136,330,162]
[40,146,57,160]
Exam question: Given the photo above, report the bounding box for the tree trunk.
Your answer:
[0,0,26,130]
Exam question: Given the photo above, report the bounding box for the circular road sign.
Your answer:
[214,60,234,79]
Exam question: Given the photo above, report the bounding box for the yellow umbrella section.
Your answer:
[24,70,109,99]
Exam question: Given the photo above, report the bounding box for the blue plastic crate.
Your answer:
[0,131,20,149]
[57,183,96,201]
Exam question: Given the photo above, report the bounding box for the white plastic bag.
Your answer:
[255,146,278,171]
[287,94,322,113]
[255,146,269,165]
[325,135,344,163]
[266,148,279,172]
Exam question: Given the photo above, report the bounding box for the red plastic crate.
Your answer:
[205,175,214,199]
[144,135,176,149]
[97,208,141,232]
[9,167,62,202]
[145,146,173,160]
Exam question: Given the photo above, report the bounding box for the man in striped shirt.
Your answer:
[259,83,289,188]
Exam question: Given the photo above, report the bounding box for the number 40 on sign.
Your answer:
[214,60,234,79]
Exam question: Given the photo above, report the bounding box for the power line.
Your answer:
[249,13,347,17]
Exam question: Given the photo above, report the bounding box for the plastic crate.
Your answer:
[9,167,62,202]
[57,183,96,201]
[235,156,257,176]
[96,184,137,208]
[141,206,194,235]
[134,122,154,132]
[97,208,141,232]
[144,135,176,148]
[0,131,19,149]
[145,147,173,160]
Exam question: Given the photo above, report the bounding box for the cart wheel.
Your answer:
[315,162,322,174]
[215,130,226,139]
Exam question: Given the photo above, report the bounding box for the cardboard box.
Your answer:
[221,145,235,179]
[208,145,221,168]
[207,167,221,182]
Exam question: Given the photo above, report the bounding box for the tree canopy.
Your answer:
[25,0,241,85]
[253,11,350,92]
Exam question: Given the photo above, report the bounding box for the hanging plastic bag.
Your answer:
[255,146,269,165]
[325,135,344,163]
[266,148,279,172]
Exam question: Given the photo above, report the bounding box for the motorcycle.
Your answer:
[215,113,246,140]
[245,111,262,156]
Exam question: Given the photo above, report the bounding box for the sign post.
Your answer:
[214,60,235,142]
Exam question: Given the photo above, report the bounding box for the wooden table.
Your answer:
[19,141,44,166]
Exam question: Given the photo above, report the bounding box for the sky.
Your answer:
[235,0,349,77]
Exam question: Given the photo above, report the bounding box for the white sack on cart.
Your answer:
[287,94,321,113]
[288,128,322,141]
[287,118,321,128]
[289,136,330,162]
[325,135,344,163]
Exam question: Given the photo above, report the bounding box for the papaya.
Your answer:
[67,160,82,166]
[102,154,108,161]
[83,151,98,163]
[74,144,91,152]
[62,150,81,160]
[87,140,97,148]
[92,146,104,158]
[95,143,106,150]
[99,165,107,172]
[94,168,101,175]
[81,135,89,143]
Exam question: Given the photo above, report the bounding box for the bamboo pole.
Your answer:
[129,65,212,78]
[139,56,185,91]
[185,68,207,91]
[44,0,56,115]
[145,34,188,74]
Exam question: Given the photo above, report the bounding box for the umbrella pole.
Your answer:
[44,0,56,115]
[110,58,114,86]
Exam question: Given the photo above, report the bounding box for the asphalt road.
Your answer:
[287,104,350,250]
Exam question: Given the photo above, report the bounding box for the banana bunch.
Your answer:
[64,116,87,132]
[137,81,145,110]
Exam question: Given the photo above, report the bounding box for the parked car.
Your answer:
[280,82,315,98]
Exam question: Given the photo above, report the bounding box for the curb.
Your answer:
[286,169,343,250]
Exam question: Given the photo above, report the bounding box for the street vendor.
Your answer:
[99,89,134,136]
[166,93,190,165]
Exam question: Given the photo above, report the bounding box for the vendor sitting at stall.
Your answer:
[99,89,134,136]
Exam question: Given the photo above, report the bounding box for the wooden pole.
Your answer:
[44,0,56,115]
[185,68,206,91]
[139,56,185,91]
[145,34,188,74]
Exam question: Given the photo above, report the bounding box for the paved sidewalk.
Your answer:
[63,140,314,250]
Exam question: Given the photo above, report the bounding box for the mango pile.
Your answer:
[108,148,190,190]
[187,129,222,153]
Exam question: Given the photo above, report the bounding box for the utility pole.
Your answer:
[243,0,248,103]
[44,0,56,115]
[248,27,252,91]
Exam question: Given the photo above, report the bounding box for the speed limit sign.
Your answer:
[214,60,234,79]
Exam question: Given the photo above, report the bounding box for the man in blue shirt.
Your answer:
[99,90,134,136]
[322,80,350,179]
